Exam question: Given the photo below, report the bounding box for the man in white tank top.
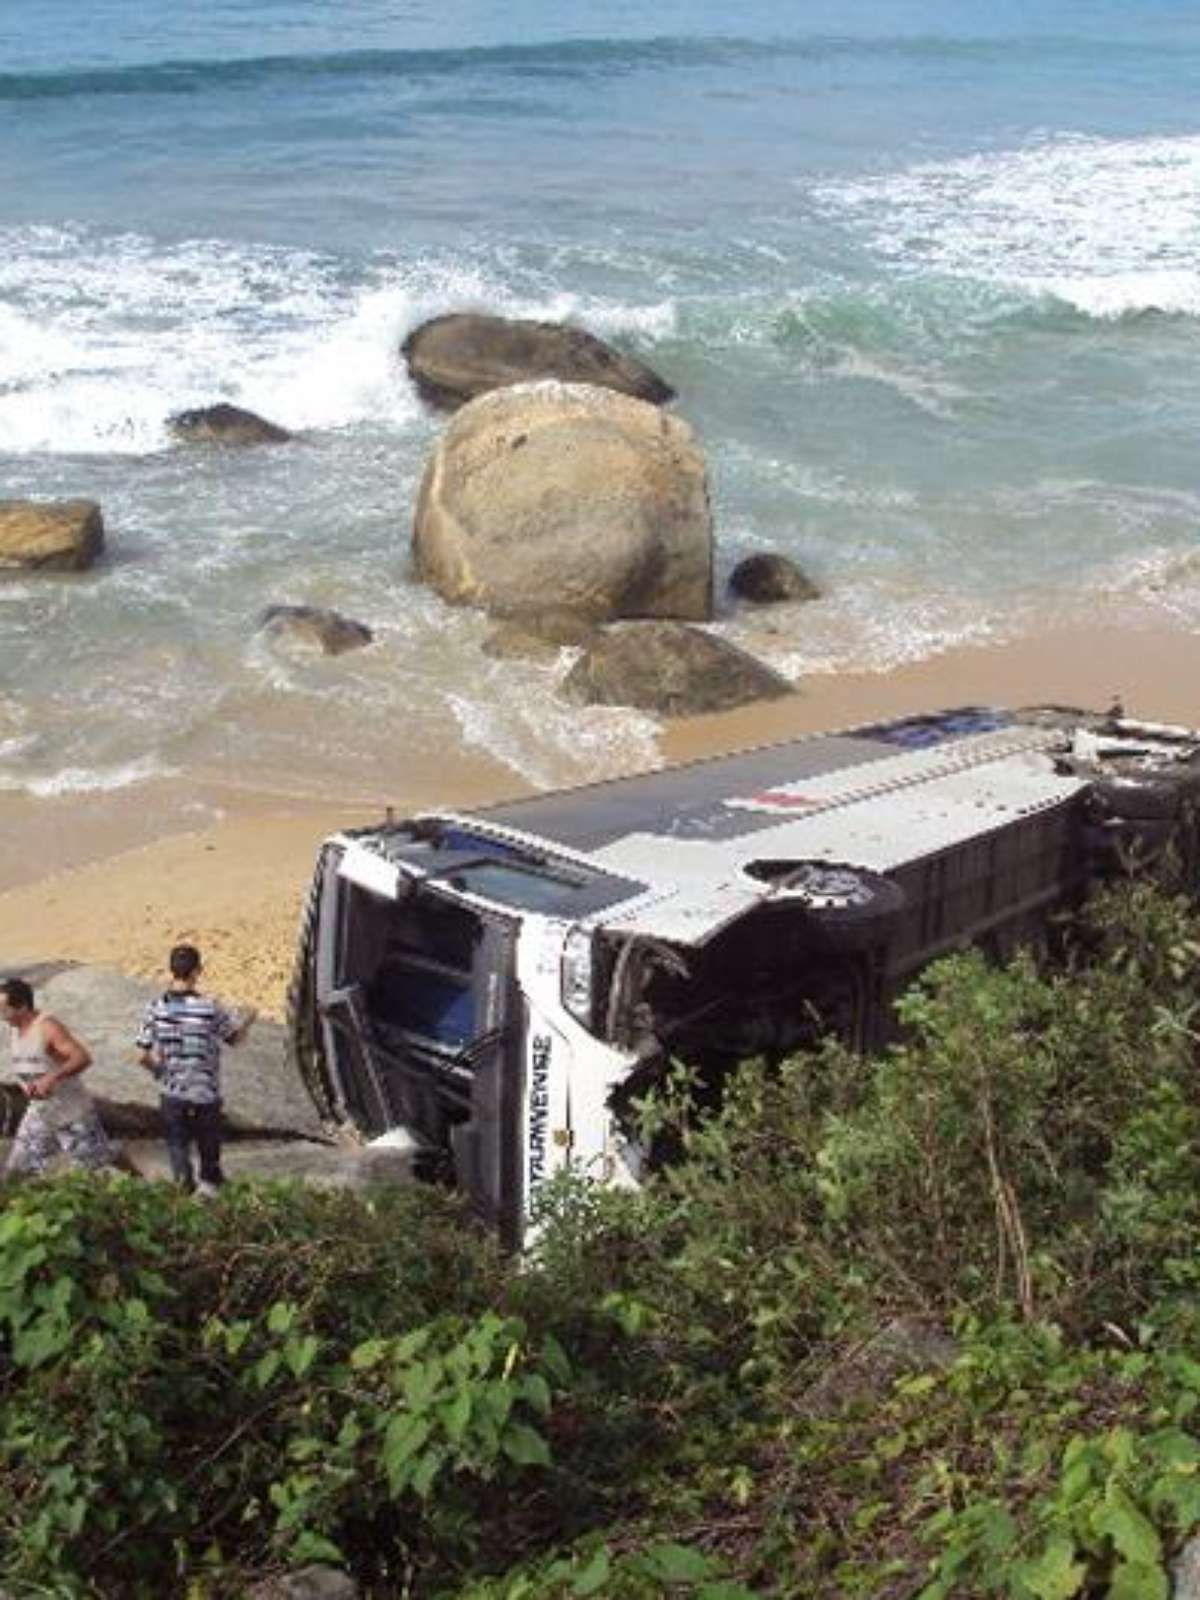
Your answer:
[2,976,114,1177]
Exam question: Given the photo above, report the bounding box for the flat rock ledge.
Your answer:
[0,499,105,572]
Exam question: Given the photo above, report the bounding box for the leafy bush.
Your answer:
[619,882,1200,1357]
[8,881,1200,1597]
[0,1178,560,1595]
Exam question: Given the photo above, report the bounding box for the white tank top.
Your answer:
[9,1016,93,1128]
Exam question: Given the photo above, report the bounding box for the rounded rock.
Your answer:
[413,381,713,623]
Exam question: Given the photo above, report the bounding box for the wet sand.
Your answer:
[2,623,1198,1019]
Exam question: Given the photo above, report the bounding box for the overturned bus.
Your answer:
[288,704,1200,1247]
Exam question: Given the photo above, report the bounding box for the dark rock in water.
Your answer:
[729,552,820,605]
[483,611,600,661]
[402,312,675,410]
[169,402,291,445]
[0,499,105,572]
[258,604,373,657]
[561,621,791,717]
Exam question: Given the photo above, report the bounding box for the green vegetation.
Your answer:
[5,881,1200,1597]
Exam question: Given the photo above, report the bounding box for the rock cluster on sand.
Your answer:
[401,314,818,714]
[0,499,105,572]
[402,312,674,410]
[413,381,712,623]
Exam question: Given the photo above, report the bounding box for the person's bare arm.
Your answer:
[25,1016,91,1099]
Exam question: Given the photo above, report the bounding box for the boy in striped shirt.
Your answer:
[136,944,256,1196]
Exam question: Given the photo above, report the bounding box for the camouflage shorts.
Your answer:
[4,1103,114,1178]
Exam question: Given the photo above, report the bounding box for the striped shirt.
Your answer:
[136,991,241,1105]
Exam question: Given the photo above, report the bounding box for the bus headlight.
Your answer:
[560,926,594,1028]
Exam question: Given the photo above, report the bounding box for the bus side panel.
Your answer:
[885,800,1083,978]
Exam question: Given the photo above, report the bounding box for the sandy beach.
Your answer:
[2,621,1198,1020]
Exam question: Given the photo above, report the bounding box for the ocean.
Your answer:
[3,0,1200,815]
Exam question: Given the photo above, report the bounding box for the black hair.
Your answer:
[1,977,35,1010]
[169,944,202,980]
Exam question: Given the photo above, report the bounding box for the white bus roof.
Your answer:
[337,706,1136,944]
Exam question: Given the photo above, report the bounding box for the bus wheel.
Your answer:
[747,860,906,949]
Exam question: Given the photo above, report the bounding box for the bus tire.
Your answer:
[771,861,906,949]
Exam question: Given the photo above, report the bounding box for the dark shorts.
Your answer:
[161,1095,224,1189]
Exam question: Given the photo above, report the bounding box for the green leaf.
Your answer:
[1093,1488,1162,1566]
[350,1337,387,1370]
[394,1326,433,1362]
[500,1422,551,1468]
[540,1333,571,1385]
[641,1543,716,1583]
[254,1349,282,1389]
[285,1334,320,1378]
[570,1547,611,1597]
[410,1447,445,1499]
[224,1319,252,1356]
[519,1372,552,1416]
[382,1414,432,1493]
[442,1386,472,1443]
[289,1531,345,1565]
[1108,1560,1169,1600]
[402,1359,442,1411]
[1017,1535,1086,1600]
[266,1300,296,1335]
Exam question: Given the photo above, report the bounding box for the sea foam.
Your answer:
[813,133,1200,319]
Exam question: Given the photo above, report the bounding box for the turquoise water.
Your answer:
[2,1,1200,803]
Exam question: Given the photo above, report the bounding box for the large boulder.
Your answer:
[402,313,674,411]
[561,621,791,717]
[257,604,373,657]
[0,963,328,1141]
[0,499,104,572]
[729,551,820,605]
[169,403,291,445]
[413,382,713,622]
